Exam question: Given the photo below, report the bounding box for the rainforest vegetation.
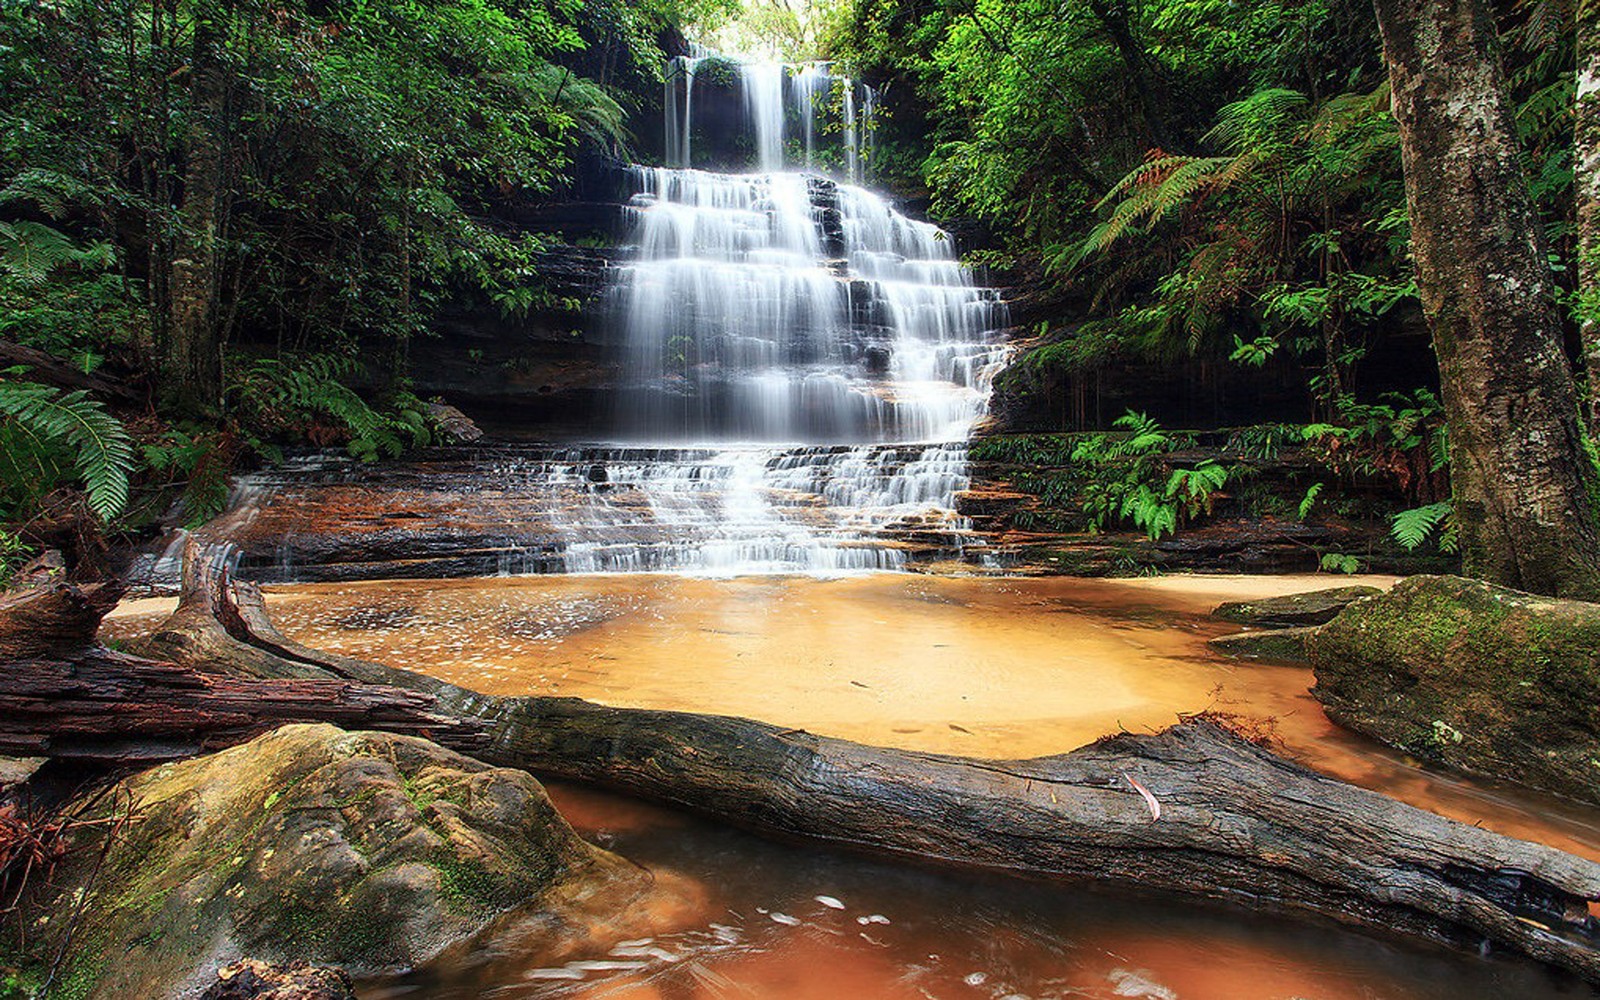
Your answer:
[13,1,1600,997]
[1,0,1599,597]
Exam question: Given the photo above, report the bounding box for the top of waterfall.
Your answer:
[664,49,877,180]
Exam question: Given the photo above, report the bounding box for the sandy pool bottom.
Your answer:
[103,570,1600,858]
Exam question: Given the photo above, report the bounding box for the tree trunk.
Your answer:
[0,650,487,765]
[1580,0,1600,432]
[1373,0,1600,599]
[1086,0,1175,151]
[166,0,227,414]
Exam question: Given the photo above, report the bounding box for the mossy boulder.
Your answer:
[1307,575,1600,803]
[1214,585,1382,627]
[25,724,648,1000]
[1208,626,1317,663]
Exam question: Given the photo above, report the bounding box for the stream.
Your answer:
[102,572,1600,998]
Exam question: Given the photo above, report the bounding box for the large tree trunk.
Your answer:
[1373,0,1600,599]
[10,547,1600,983]
[1581,0,1600,432]
[166,0,227,414]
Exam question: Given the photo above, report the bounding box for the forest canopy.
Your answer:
[2,0,1599,596]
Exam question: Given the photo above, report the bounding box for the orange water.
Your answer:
[104,573,1600,998]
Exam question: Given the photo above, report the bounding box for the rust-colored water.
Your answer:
[103,573,1600,997]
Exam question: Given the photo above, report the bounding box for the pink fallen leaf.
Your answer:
[1123,773,1161,821]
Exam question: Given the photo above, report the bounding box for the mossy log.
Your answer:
[11,546,1600,983]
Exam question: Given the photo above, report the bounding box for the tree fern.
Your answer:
[0,375,133,518]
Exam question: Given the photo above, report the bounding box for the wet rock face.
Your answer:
[1213,585,1383,627]
[29,724,648,1000]
[1308,575,1600,804]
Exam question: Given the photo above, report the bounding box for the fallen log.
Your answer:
[0,647,487,765]
[16,545,1600,984]
[0,339,140,402]
[0,577,123,660]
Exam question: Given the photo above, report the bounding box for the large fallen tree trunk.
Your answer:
[0,649,487,765]
[11,543,1600,983]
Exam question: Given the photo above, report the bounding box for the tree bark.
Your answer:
[166,0,228,414]
[1086,0,1175,151]
[1373,0,1600,599]
[0,650,487,765]
[1580,0,1600,432]
[0,580,123,661]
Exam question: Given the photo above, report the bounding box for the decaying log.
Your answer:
[13,542,1600,984]
[0,339,139,402]
[133,539,334,680]
[0,578,123,660]
[0,647,486,765]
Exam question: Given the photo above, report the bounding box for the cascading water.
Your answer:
[564,53,1009,575]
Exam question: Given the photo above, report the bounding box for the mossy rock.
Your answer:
[1307,575,1600,804]
[24,724,648,1000]
[1213,585,1382,627]
[1208,626,1317,663]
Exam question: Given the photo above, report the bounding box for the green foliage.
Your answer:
[0,528,32,588]
[141,428,237,528]
[227,356,432,463]
[0,371,133,520]
[1320,552,1362,574]
[1391,501,1458,553]
[1071,411,1232,539]
[1298,481,1324,520]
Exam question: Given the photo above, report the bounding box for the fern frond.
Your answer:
[1203,88,1308,155]
[0,221,81,285]
[1298,482,1324,520]
[0,378,133,518]
[1390,501,1453,550]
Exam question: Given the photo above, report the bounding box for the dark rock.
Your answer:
[1214,585,1383,626]
[1308,575,1600,805]
[1208,626,1318,662]
[197,960,354,1000]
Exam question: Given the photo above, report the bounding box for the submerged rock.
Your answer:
[1307,575,1600,804]
[1207,626,1318,662]
[27,724,650,1000]
[1213,585,1382,627]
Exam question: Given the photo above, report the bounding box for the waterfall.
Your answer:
[570,53,1006,575]
[843,79,859,186]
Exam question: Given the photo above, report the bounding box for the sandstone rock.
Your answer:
[1207,626,1317,662]
[28,723,650,1000]
[1213,584,1382,627]
[1307,575,1600,804]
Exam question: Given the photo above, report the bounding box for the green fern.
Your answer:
[0,373,133,518]
[1391,501,1457,552]
[0,221,86,285]
[1297,481,1324,520]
